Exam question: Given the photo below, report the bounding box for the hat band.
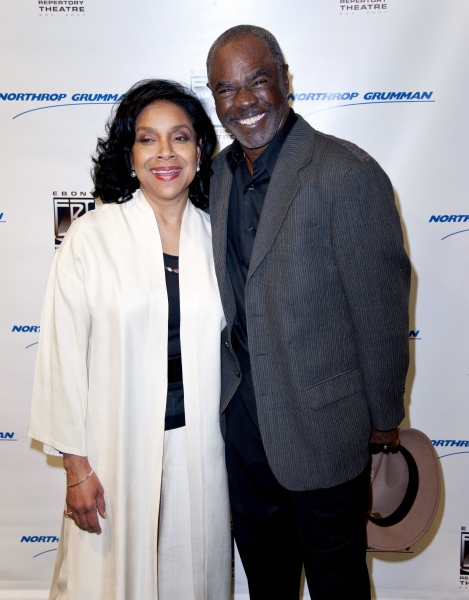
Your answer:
[368,445,419,528]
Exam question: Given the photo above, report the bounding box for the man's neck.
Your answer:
[240,144,268,175]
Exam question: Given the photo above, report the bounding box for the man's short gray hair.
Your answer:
[206,25,286,77]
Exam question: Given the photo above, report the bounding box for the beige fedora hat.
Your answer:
[367,428,441,551]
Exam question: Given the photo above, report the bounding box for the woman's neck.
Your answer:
[141,189,188,256]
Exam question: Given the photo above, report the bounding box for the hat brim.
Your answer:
[366,428,441,551]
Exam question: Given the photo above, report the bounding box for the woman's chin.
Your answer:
[139,186,191,209]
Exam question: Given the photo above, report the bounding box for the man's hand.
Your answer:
[369,427,400,454]
[63,454,107,534]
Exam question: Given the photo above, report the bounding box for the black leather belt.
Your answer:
[168,354,183,384]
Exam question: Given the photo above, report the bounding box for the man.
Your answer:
[206,25,410,599]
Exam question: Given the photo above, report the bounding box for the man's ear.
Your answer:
[206,82,212,91]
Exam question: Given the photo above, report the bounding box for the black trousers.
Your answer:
[225,349,371,600]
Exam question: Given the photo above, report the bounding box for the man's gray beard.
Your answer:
[222,123,272,150]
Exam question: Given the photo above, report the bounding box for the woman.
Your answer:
[28,80,231,600]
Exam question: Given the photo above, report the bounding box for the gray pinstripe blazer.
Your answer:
[211,115,410,491]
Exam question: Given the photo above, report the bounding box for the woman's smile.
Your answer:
[150,166,183,181]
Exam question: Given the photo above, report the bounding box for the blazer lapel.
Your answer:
[210,157,237,328]
[247,118,316,283]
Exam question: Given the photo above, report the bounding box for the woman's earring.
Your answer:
[130,169,136,178]
[196,162,200,173]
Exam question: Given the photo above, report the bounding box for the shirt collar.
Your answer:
[226,108,298,175]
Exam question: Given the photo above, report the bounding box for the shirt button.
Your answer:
[225,341,230,348]
[249,185,254,191]
[249,224,255,232]
[234,369,240,377]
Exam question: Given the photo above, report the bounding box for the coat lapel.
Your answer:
[247,118,316,283]
[210,155,237,328]
[179,201,228,599]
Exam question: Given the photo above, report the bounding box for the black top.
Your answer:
[226,109,298,356]
[164,253,182,358]
[163,253,185,430]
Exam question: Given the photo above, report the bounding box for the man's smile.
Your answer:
[237,113,266,126]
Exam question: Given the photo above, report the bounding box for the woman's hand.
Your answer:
[63,454,107,534]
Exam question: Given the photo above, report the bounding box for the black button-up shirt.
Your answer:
[226,109,298,356]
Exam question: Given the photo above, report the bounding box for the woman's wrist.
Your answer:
[63,454,92,485]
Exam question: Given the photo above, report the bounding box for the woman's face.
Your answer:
[131,101,201,208]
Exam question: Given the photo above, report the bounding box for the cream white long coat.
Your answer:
[28,190,231,600]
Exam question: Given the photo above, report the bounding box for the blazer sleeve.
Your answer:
[28,229,91,456]
[331,156,410,431]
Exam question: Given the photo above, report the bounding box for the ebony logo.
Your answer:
[461,530,469,580]
[53,192,95,248]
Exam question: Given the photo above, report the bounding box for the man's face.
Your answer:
[208,35,290,151]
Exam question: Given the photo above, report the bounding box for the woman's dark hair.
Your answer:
[91,79,217,209]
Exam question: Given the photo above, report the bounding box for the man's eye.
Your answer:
[253,79,268,86]
[174,136,188,142]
